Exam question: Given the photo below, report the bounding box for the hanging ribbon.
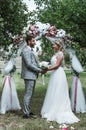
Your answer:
[42,74,45,85]
[74,76,78,112]
[8,76,12,109]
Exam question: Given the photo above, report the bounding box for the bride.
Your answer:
[41,41,80,124]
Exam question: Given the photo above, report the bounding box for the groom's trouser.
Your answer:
[23,79,36,115]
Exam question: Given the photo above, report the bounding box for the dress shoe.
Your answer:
[30,112,37,119]
[23,114,32,119]
[30,112,34,116]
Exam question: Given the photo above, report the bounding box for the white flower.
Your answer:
[62,124,68,128]
[59,124,63,128]
[49,125,54,129]
[56,29,66,38]
[59,124,68,130]
[70,126,76,130]
[39,61,49,69]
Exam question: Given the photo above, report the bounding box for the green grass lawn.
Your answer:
[0,71,86,130]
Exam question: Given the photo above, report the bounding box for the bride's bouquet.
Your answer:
[39,61,49,85]
[39,61,49,70]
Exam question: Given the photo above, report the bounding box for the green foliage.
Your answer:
[0,0,29,47]
[39,38,54,62]
[34,0,86,46]
[64,41,86,68]
[70,42,86,68]
[33,0,86,67]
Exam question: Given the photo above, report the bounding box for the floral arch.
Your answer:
[3,21,83,75]
[1,22,85,116]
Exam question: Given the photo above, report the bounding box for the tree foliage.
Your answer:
[34,0,86,47]
[33,0,86,68]
[0,0,29,47]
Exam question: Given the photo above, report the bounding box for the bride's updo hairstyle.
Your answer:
[54,40,62,50]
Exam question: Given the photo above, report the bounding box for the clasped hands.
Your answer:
[41,68,48,74]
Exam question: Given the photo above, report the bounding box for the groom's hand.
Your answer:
[41,69,47,74]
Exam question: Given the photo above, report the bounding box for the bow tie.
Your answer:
[31,48,33,51]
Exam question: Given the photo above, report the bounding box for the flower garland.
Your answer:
[3,21,72,76]
[3,35,25,75]
[27,21,72,46]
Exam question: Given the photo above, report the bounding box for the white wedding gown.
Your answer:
[41,51,80,124]
[0,75,21,114]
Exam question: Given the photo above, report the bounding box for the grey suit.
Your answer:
[21,45,42,115]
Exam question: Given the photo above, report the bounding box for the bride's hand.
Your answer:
[41,69,48,74]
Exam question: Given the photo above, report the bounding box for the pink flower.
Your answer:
[30,25,36,31]
[45,25,57,37]
[62,128,68,130]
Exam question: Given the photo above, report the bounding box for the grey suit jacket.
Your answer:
[21,45,42,80]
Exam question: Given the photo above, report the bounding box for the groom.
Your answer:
[21,35,45,118]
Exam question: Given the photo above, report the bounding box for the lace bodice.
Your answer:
[51,51,64,66]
